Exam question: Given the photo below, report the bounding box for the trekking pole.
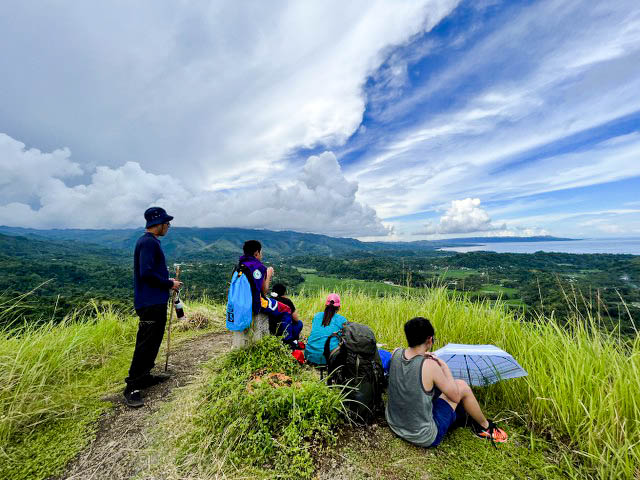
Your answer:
[165,265,181,372]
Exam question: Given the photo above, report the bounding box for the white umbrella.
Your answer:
[433,343,528,386]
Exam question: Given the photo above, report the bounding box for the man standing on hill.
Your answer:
[124,207,182,408]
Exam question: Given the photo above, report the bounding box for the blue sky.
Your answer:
[340,0,640,239]
[0,0,638,238]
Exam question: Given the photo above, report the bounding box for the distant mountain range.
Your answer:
[0,225,575,260]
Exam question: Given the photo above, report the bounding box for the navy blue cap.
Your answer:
[144,207,174,228]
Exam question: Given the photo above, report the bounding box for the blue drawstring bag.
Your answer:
[226,264,256,331]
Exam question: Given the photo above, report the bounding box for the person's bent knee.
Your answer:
[456,379,471,395]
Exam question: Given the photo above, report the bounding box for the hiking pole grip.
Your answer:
[165,265,181,372]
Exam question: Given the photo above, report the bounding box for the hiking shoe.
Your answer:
[474,420,508,444]
[124,389,144,408]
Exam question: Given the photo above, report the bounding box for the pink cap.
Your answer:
[325,293,341,307]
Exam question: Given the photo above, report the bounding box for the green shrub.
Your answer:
[178,336,346,479]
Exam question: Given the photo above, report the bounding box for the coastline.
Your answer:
[438,237,640,255]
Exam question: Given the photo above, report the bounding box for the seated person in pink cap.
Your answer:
[305,293,348,365]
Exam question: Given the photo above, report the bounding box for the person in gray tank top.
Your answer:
[386,317,508,447]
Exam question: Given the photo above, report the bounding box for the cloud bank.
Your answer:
[0,134,387,236]
[420,198,503,234]
[0,0,458,189]
[1,1,638,239]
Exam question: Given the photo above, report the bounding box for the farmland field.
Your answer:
[299,273,412,295]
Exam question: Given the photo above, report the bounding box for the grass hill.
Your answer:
[1,288,638,479]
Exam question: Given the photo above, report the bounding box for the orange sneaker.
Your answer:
[474,420,508,445]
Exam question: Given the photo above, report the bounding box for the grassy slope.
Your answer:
[151,337,349,479]
[293,290,640,479]
[322,422,563,480]
[0,301,224,480]
[149,340,563,480]
[146,289,639,479]
[2,290,638,479]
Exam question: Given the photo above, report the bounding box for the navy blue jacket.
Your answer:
[133,232,173,310]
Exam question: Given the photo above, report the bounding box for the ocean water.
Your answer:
[439,238,640,255]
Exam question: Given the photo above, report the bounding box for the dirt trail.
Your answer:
[59,331,231,480]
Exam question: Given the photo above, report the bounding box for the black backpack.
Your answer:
[323,322,386,424]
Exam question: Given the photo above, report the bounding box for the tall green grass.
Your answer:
[294,288,640,480]
[0,297,225,479]
[0,304,137,445]
[0,304,139,479]
[2,287,638,479]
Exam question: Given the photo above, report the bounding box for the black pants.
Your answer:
[125,303,167,392]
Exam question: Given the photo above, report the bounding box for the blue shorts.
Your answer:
[430,398,457,447]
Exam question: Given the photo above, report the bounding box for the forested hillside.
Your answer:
[0,234,303,324]
[1,230,637,333]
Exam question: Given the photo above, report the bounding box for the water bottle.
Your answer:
[174,293,185,319]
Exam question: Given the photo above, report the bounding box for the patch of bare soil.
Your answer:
[58,331,231,480]
[313,422,388,480]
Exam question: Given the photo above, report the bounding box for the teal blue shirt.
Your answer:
[305,312,348,365]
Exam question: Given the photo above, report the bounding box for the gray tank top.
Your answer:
[385,349,438,447]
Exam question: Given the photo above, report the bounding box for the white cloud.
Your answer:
[405,198,551,239]
[0,134,388,236]
[504,208,640,226]
[0,1,459,191]
[1,1,638,239]
[418,198,504,234]
[0,134,82,204]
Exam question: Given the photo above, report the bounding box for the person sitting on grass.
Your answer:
[270,283,303,348]
[305,293,347,365]
[386,317,508,447]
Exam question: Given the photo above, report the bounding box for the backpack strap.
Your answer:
[234,262,261,314]
[323,331,340,365]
